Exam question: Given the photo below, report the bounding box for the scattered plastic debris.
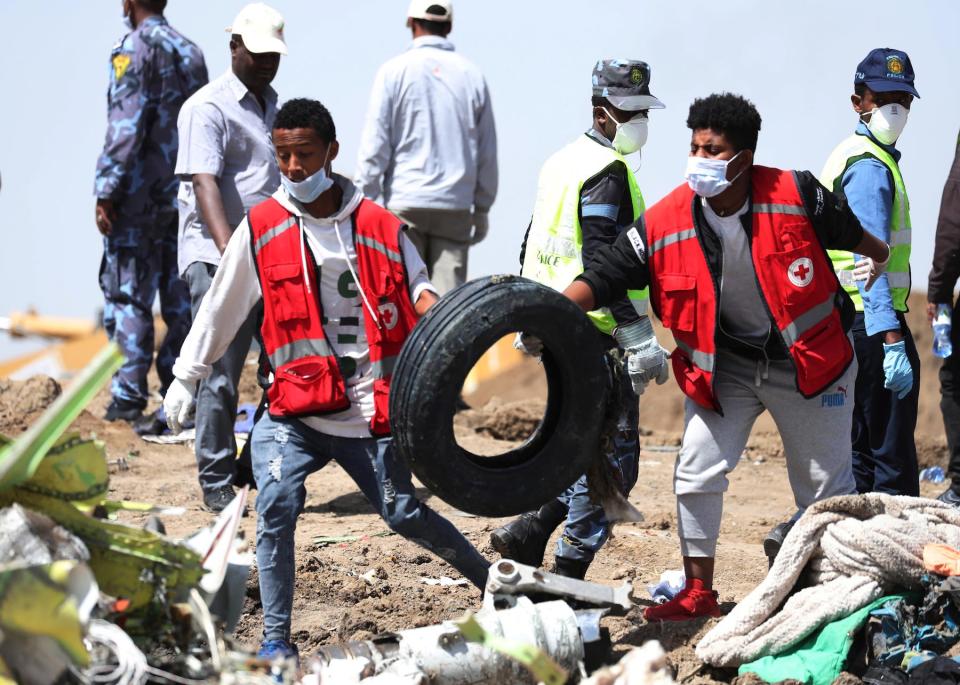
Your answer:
[312,531,395,548]
[921,466,946,484]
[305,597,582,685]
[581,640,676,685]
[419,576,469,587]
[0,344,280,684]
[646,569,686,605]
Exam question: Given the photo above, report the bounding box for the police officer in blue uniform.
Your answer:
[94,0,208,425]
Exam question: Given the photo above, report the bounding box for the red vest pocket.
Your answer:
[370,378,391,436]
[269,357,350,416]
[264,263,309,322]
[658,274,697,333]
[671,349,715,411]
[790,313,852,397]
[760,241,830,317]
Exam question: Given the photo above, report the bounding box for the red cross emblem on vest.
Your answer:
[378,302,399,330]
[788,257,814,288]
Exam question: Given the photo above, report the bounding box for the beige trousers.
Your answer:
[391,207,474,295]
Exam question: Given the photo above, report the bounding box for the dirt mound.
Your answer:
[0,376,61,435]
[466,398,545,442]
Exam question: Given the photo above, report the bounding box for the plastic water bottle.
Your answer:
[933,304,953,359]
[920,466,946,484]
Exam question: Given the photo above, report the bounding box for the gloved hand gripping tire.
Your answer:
[613,317,670,395]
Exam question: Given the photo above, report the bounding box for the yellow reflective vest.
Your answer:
[821,134,911,312]
[521,134,648,335]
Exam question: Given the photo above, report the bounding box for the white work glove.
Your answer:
[513,331,544,357]
[163,377,197,434]
[852,244,891,292]
[470,210,489,245]
[614,318,670,395]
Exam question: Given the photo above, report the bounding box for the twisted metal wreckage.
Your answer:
[0,344,670,685]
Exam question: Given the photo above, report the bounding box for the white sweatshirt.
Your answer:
[173,175,435,438]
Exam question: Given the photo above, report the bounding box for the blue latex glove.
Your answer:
[882,341,913,399]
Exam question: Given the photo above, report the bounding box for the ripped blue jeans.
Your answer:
[250,413,490,642]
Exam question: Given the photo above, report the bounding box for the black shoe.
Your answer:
[763,520,796,568]
[490,500,567,567]
[937,488,960,508]
[104,398,144,423]
[132,409,166,436]
[202,486,236,513]
[553,556,590,580]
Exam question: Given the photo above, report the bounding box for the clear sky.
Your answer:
[0,0,957,359]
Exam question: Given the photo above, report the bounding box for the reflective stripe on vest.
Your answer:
[371,356,397,379]
[254,216,298,256]
[521,135,649,334]
[357,234,404,266]
[821,134,912,312]
[753,203,807,217]
[779,295,835,348]
[270,338,334,370]
[675,339,715,373]
[649,228,696,255]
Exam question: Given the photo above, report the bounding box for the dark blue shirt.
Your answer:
[840,122,902,335]
[94,16,207,244]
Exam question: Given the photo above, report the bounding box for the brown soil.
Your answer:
[1,295,951,683]
[0,376,61,435]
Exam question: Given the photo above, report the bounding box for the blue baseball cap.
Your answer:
[854,48,919,98]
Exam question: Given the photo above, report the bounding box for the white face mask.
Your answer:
[603,108,649,155]
[864,102,909,146]
[280,149,334,203]
[685,151,745,198]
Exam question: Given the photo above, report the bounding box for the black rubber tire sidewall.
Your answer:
[390,275,609,516]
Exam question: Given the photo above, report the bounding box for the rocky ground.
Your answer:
[0,295,950,683]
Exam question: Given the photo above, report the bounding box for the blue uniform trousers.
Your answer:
[99,215,190,406]
[555,358,640,563]
[850,311,921,496]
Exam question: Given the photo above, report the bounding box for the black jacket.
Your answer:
[577,170,865,360]
[928,133,960,304]
[519,132,639,329]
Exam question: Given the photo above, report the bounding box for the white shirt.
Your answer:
[355,36,498,212]
[701,199,771,344]
[173,176,435,438]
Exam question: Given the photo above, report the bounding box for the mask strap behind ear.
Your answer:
[600,107,622,126]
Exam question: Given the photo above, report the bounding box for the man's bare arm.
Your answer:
[853,230,891,264]
[193,173,234,254]
[415,290,438,317]
[562,280,597,312]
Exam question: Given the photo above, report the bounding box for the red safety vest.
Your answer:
[248,197,419,435]
[645,165,853,411]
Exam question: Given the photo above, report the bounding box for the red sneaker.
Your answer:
[644,578,721,622]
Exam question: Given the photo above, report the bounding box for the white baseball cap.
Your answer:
[226,3,288,55]
[407,0,453,22]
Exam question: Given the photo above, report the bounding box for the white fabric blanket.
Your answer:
[696,494,960,667]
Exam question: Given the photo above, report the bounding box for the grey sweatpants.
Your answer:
[391,207,473,295]
[676,348,858,557]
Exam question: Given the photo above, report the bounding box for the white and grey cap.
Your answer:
[592,59,665,111]
[407,0,453,22]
